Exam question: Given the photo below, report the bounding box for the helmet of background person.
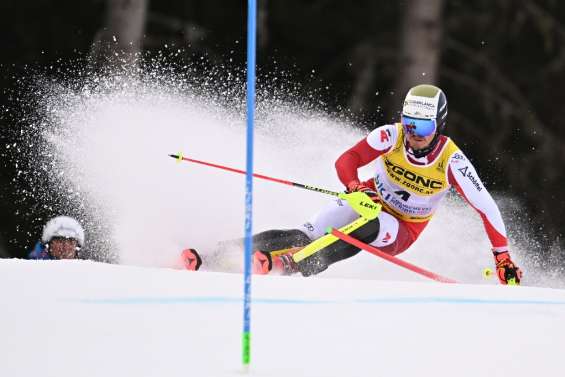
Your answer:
[41,216,85,249]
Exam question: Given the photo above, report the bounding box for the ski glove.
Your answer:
[346,181,379,202]
[493,251,522,285]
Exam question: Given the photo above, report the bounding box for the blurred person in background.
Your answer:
[28,216,85,260]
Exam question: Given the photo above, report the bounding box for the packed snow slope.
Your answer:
[1,259,564,377]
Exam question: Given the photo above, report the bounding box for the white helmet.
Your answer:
[402,84,448,133]
[42,216,85,247]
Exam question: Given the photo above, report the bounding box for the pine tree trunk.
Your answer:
[395,0,444,101]
[258,0,269,49]
[90,0,148,68]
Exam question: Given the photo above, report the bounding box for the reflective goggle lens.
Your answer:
[402,116,437,137]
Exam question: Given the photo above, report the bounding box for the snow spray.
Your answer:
[13,56,561,287]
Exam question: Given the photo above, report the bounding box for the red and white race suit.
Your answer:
[299,123,508,256]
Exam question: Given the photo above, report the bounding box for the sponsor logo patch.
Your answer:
[403,99,437,118]
[303,222,315,232]
[457,166,482,191]
[383,158,443,194]
[436,160,446,173]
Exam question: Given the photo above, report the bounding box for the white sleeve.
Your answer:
[448,151,508,250]
[366,124,398,152]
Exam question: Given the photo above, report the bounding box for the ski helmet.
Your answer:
[402,84,447,134]
[401,84,448,158]
[41,216,85,248]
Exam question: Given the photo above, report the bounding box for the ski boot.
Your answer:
[180,248,202,271]
[252,250,298,275]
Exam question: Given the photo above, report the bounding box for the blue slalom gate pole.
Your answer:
[242,0,256,370]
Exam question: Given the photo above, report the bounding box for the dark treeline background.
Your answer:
[1,0,564,261]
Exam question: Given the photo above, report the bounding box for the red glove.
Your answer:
[493,251,522,285]
[346,180,379,201]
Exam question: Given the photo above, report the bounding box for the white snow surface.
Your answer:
[2,259,565,377]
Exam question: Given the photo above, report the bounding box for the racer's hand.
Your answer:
[493,251,522,285]
[346,181,379,201]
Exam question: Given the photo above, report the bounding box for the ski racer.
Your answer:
[250,84,522,285]
[28,216,85,260]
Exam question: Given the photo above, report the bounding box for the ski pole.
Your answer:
[169,153,341,197]
[330,227,458,284]
[169,153,380,220]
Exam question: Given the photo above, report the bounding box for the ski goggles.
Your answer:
[401,115,437,137]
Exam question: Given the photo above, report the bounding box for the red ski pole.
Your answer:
[330,227,458,284]
[169,153,341,197]
[169,153,381,220]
